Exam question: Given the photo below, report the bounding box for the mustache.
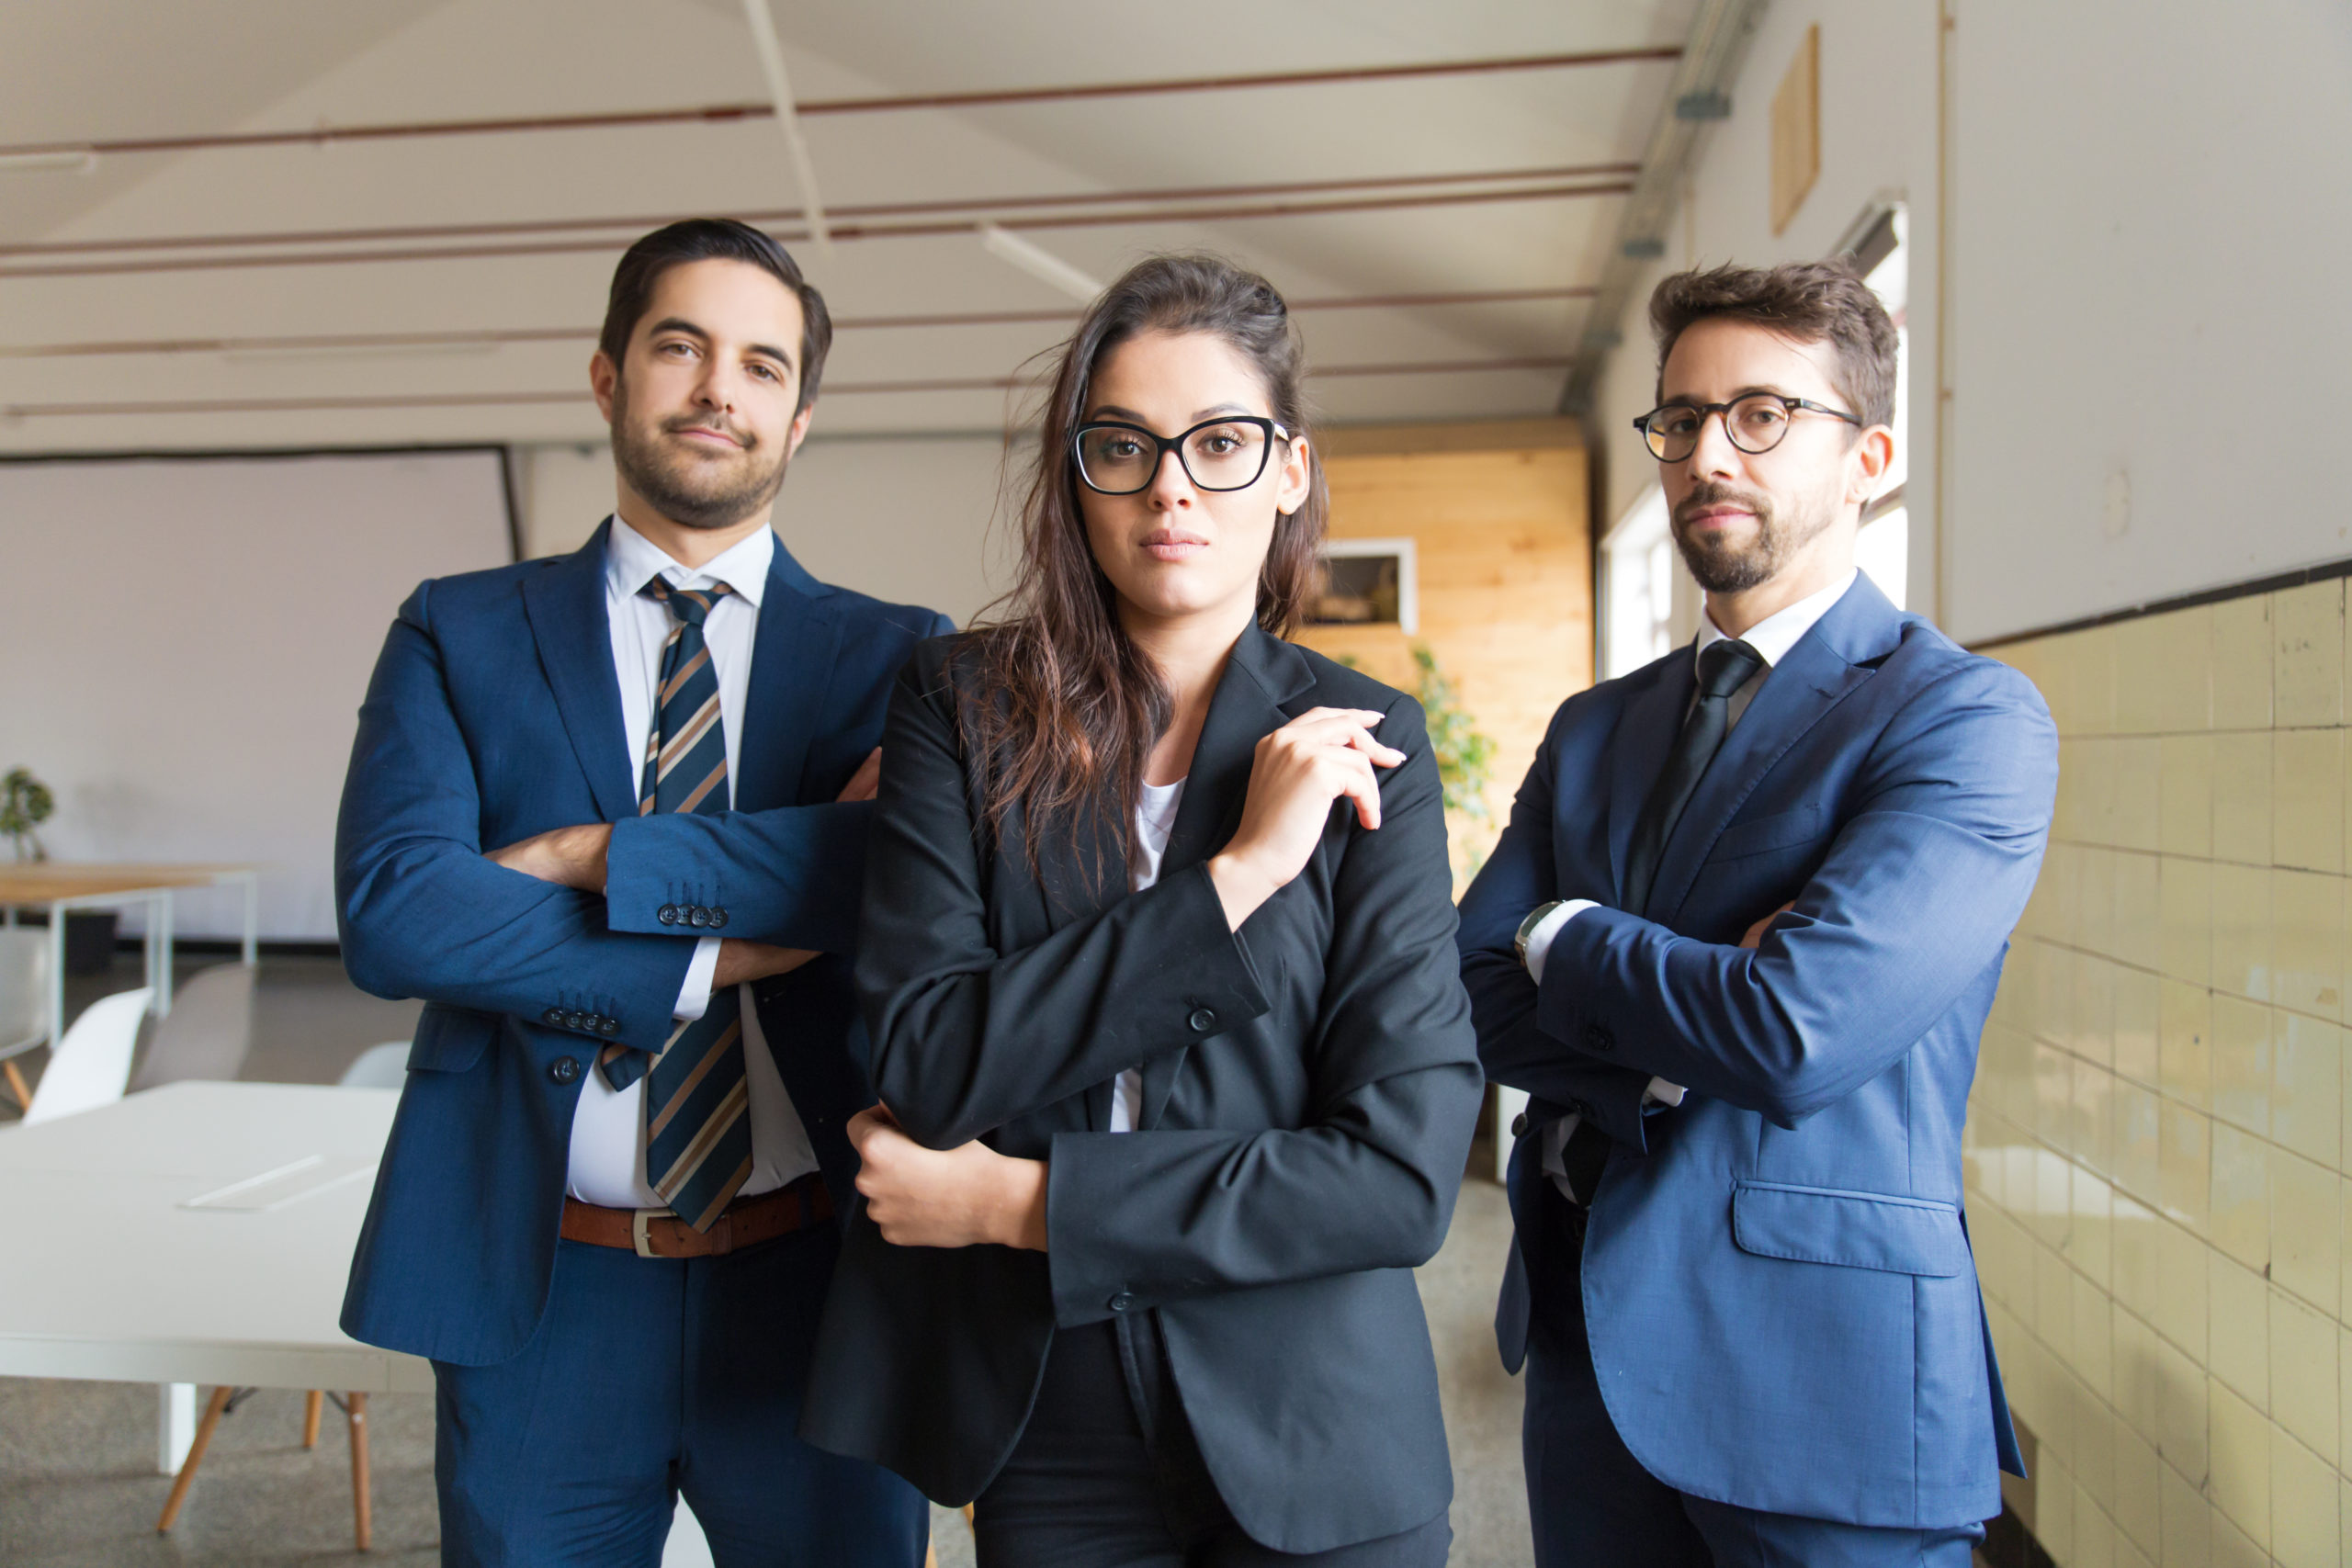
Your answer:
[1672,480,1770,528]
[662,413,754,448]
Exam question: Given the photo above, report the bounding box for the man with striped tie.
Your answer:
[336,220,948,1565]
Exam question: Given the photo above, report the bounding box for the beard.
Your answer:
[1669,479,1838,594]
[609,377,792,531]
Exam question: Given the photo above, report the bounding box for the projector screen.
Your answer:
[0,449,514,941]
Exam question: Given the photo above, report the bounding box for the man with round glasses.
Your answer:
[1458,260,2055,1565]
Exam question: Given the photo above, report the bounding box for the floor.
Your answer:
[0,953,1536,1566]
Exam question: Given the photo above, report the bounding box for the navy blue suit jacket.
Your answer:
[1457,575,2052,1529]
[336,520,951,1366]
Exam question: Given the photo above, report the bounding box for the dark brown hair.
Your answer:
[962,253,1329,875]
[599,219,832,416]
[1649,260,1898,430]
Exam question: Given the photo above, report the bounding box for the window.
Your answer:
[1307,537,1418,634]
[1843,203,1909,608]
[1600,484,1676,680]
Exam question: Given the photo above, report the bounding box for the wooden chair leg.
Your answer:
[347,1393,372,1551]
[3,1059,31,1111]
[155,1385,234,1532]
[302,1390,322,1449]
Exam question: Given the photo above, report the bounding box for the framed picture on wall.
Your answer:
[1307,537,1418,635]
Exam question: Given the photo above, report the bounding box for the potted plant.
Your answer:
[3,767,116,974]
[1,767,51,863]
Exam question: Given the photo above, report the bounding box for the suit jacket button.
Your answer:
[548,1056,582,1086]
[1187,1008,1216,1033]
[688,907,710,928]
[707,909,728,930]
[1107,1292,1135,1313]
[1586,1022,1615,1054]
[1510,1111,1529,1138]
[658,905,680,925]
[542,1008,564,1026]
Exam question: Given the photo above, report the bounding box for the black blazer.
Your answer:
[800,624,1483,1555]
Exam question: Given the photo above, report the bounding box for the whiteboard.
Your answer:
[0,450,513,941]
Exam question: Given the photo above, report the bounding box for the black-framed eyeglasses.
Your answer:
[1633,393,1862,462]
[1072,416,1291,496]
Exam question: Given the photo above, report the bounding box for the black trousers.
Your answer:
[974,1315,1451,1568]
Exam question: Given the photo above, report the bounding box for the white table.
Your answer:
[0,1080,424,1545]
[0,863,263,1043]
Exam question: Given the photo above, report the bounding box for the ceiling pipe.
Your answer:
[0,288,1599,361]
[739,0,831,257]
[0,48,1680,162]
[0,163,1642,259]
[976,224,1102,302]
[1555,0,1768,414]
[0,180,1631,281]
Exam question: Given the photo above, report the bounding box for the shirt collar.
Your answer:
[604,515,773,609]
[1696,567,1858,671]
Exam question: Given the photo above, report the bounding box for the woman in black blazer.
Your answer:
[801,254,1482,1566]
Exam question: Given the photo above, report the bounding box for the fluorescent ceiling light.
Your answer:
[978,224,1102,303]
[0,150,97,175]
[741,0,831,257]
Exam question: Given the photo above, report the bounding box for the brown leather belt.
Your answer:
[560,1175,833,1258]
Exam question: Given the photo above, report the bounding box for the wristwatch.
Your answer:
[1514,900,1567,969]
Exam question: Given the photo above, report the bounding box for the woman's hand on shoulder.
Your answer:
[1206,706,1405,931]
[846,1104,1049,1251]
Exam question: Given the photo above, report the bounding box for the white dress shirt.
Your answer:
[1523,569,1858,1200]
[565,516,820,1209]
[1108,778,1187,1134]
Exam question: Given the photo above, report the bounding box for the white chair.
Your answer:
[0,929,51,1111]
[336,1042,410,1089]
[130,963,254,1091]
[22,987,152,1125]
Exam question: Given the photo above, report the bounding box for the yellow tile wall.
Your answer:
[1971,578,2352,1568]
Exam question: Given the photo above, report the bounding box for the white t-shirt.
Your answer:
[1109,777,1187,1134]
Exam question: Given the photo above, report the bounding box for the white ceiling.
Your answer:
[0,0,1694,452]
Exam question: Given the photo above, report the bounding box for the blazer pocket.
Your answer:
[1730,1179,1969,1277]
[405,1005,492,1076]
[1703,804,1828,864]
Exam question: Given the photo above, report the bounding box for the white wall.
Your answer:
[516,434,1018,627]
[1944,0,2352,641]
[1596,2,1942,627]
[0,450,512,940]
[1591,0,2352,644]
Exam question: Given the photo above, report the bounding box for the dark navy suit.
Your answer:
[1458,575,2052,1564]
[336,520,948,1563]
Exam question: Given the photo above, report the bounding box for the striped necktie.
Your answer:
[596,575,753,1232]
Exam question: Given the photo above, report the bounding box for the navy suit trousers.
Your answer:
[433,1225,925,1567]
[1521,1185,1986,1568]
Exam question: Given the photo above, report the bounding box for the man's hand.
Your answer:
[839,747,882,803]
[714,939,818,987]
[487,822,612,891]
[1740,901,1796,950]
[846,1105,1048,1251]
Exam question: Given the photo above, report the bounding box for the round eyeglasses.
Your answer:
[1072,416,1290,496]
[1632,393,1862,463]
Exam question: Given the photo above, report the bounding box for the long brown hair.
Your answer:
[961,254,1329,877]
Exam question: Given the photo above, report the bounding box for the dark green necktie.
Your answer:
[1622,637,1765,918]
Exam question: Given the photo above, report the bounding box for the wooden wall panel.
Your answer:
[1298,437,1593,885]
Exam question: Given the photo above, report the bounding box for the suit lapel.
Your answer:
[1605,653,1693,907]
[734,539,841,812]
[521,522,637,824]
[1644,575,1900,923]
[1141,625,1313,1130]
